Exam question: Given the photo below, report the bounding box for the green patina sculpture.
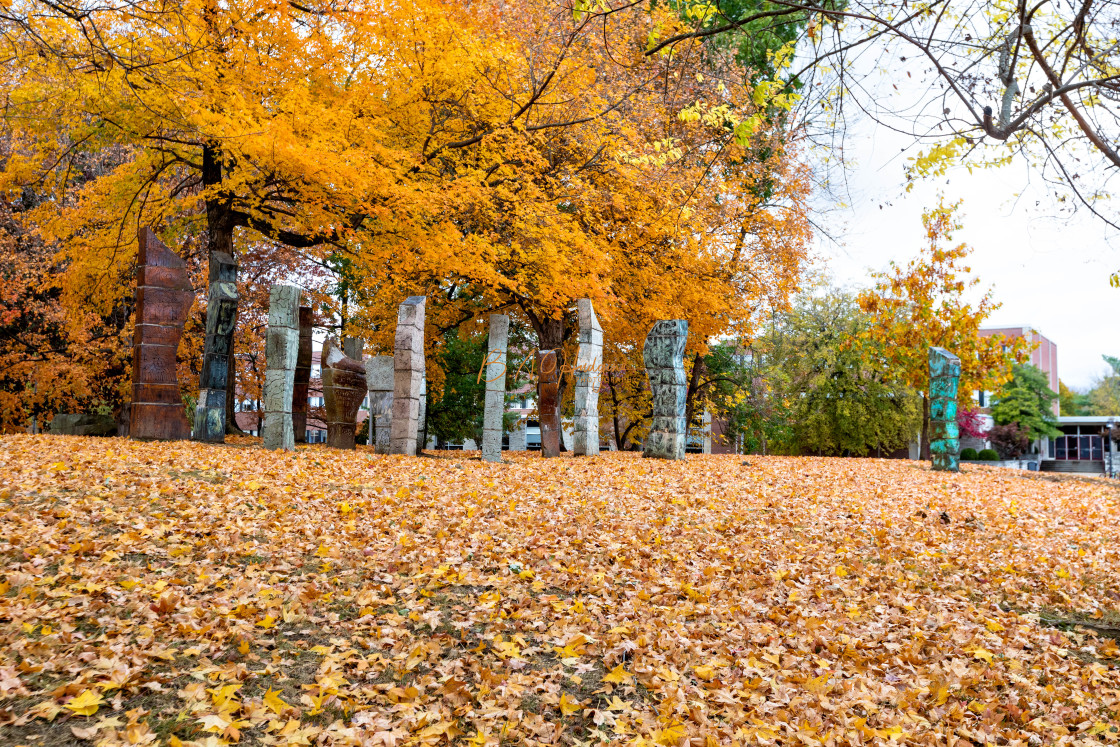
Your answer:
[928,346,961,472]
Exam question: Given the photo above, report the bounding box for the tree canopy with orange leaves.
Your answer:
[0,0,812,429]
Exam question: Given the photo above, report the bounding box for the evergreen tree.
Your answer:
[991,364,1060,440]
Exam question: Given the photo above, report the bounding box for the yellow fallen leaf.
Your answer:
[263,688,290,715]
[64,690,102,717]
[603,663,633,685]
[559,693,581,716]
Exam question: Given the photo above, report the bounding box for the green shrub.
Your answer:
[960,447,979,460]
[978,448,1000,461]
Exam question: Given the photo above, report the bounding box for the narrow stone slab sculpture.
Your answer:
[365,356,394,454]
[261,285,302,450]
[391,296,426,455]
[292,307,313,443]
[322,338,366,449]
[538,349,561,458]
[573,299,603,456]
[643,320,688,460]
[509,420,526,451]
[193,252,238,442]
[416,374,427,455]
[131,227,194,441]
[929,346,962,472]
[482,314,510,463]
[701,410,712,454]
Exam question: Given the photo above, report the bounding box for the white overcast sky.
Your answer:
[807,69,1118,392]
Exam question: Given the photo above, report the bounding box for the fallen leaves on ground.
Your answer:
[1,435,1119,746]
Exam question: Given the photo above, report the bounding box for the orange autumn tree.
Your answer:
[1,0,811,438]
[858,200,1029,458]
[339,0,811,433]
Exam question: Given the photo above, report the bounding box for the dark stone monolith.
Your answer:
[193,252,238,442]
[643,320,688,460]
[292,307,313,443]
[262,285,301,450]
[929,347,961,472]
[131,227,193,441]
[323,338,366,449]
[538,349,561,458]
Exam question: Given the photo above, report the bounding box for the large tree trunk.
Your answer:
[203,144,244,436]
[529,313,565,455]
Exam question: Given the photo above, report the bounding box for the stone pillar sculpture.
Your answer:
[193,253,238,442]
[322,338,366,449]
[365,356,394,454]
[929,346,962,472]
[131,228,194,441]
[482,314,510,463]
[416,374,428,455]
[643,320,688,460]
[701,410,712,454]
[391,296,426,455]
[261,285,302,450]
[292,307,313,443]
[538,349,561,458]
[573,300,603,456]
[509,420,526,451]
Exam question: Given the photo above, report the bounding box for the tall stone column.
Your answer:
[365,356,394,454]
[702,409,712,454]
[417,374,428,455]
[538,349,561,458]
[193,252,238,442]
[131,227,194,441]
[391,297,426,455]
[482,314,510,463]
[292,307,313,443]
[929,347,962,472]
[643,320,688,460]
[261,285,302,450]
[322,338,366,449]
[573,300,603,456]
[508,420,526,451]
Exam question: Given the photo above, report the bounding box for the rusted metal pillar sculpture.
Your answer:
[131,228,193,441]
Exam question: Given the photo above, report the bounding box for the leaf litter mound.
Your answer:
[1,435,1119,746]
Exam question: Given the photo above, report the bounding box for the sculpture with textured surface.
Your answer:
[131,228,194,441]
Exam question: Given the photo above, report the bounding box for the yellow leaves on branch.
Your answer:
[6,434,1120,745]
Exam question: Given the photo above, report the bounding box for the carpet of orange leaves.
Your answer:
[1,435,1119,747]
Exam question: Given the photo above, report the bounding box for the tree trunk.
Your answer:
[203,143,244,436]
[920,393,930,461]
[684,351,705,432]
[530,313,565,454]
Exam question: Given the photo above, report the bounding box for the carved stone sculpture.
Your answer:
[322,338,366,449]
[131,227,194,441]
[573,299,603,456]
[538,349,561,458]
[292,307,313,443]
[508,420,526,451]
[262,285,302,450]
[643,320,688,460]
[482,314,509,463]
[365,356,394,454]
[929,346,962,472]
[391,297,426,455]
[193,252,238,442]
